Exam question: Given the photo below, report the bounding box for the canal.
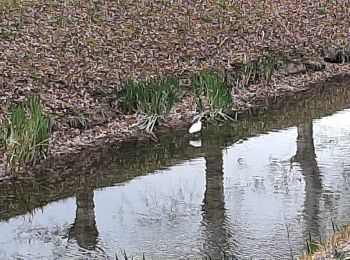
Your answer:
[1,78,350,259]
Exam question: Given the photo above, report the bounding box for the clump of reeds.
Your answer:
[234,55,277,89]
[191,70,234,122]
[192,70,232,110]
[0,96,51,174]
[121,76,180,134]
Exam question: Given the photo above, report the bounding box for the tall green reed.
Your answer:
[121,77,180,133]
[191,70,232,110]
[234,55,277,89]
[0,96,51,174]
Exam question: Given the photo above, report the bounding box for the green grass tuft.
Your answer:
[305,233,321,255]
[121,77,181,134]
[0,96,51,174]
[234,55,277,89]
[191,70,232,111]
[122,76,180,115]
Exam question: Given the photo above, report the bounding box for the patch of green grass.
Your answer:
[306,240,320,255]
[121,76,181,133]
[0,96,51,174]
[262,55,277,84]
[201,16,213,23]
[122,76,179,115]
[318,7,328,15]
[191,70,234,123]
[218,0,230,10]
[177,21,188,32]
[305,233,322,255]
[234,55,277,89]
[191,70,232,111]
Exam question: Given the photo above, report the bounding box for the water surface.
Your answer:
[1,80,350,259]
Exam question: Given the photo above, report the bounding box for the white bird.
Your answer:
[189,118,202,134]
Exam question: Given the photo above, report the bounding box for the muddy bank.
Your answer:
[44,60,350,156]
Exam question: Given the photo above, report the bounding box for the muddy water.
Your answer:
[1,79,350,259]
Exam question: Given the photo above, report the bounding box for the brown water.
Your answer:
[1,79,350,259]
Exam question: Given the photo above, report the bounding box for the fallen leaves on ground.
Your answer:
[0,0,349,160]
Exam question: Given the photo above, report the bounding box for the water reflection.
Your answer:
[201,148,230,257]
[189,139,202,148]
[292,121,322,238]
[68,187,99,250]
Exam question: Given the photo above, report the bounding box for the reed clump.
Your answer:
[191,70,234,122]
[121,77,181,133]
[232,55,277,89]
[0,96,51,174]
[191,70,232,110]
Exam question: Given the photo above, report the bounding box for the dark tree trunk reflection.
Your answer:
[201,148,229,257]
[68,188,99,250]
[292,121,322,237]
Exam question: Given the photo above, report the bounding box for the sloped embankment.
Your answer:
[0,0,349,171]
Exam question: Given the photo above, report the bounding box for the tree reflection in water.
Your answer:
[201,147,230,257]
[292,121,322,238]
[68,187,99,250]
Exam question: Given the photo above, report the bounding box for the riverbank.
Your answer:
[0,0,350,175]
[47,62,350,156]
[1,77,350,258]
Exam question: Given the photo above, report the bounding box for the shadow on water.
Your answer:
[201,145,231,258]
[68,187,99,250]
[1,76,350,258]
[292,121,322,239]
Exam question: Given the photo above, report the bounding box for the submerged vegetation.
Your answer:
[0,96,51,174]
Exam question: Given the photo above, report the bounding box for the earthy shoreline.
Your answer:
[1,66,350,259]
[47,61,350,156]
[2,71,350,218]
[1,1,350,258]
[0,56,350,177]
[1,61,347,177]
[1,0,350,175]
